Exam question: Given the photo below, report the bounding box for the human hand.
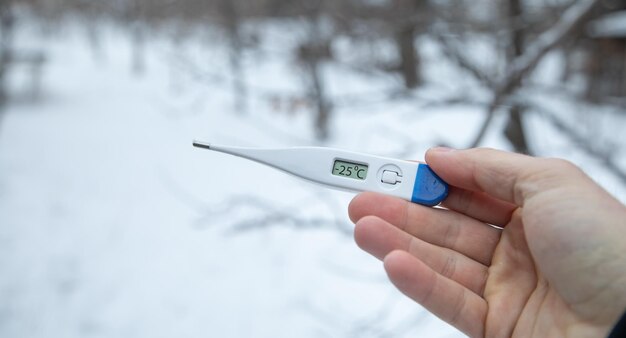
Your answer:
[349,148,626,337]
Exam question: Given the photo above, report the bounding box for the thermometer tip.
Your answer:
[192,140,211,150]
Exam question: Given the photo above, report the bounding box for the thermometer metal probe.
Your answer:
[192,141,448,206]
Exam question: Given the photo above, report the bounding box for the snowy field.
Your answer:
[1,18,625,338]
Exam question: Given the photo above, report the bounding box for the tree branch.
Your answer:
[192,193,353,236]
[469,0,600,148]
[431,28,495,88]
[515,98,626,185]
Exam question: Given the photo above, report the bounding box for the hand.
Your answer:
[349,148,626,337]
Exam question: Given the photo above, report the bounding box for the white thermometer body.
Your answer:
[193,141,448,206]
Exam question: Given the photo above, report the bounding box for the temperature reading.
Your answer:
[332,160,368,180]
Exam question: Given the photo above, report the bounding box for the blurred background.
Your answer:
[1,0,625,337]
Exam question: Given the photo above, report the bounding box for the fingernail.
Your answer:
[429,147,455,153]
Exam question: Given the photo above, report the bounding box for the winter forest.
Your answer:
[1,0,626,337]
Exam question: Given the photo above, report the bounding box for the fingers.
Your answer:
[442,186,517,227]
[349,192,501,265]
[384,250,487,338]
[425,147,587,206]
[354,215,488,295]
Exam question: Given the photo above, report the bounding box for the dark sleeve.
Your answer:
[609,310,626,338]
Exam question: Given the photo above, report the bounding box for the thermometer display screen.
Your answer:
[332,160,368,180]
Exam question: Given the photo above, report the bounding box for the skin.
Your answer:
[348,148,626,338]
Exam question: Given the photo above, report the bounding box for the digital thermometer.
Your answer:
[192,141,449,206]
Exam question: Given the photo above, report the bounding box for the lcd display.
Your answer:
[332,160,368,180]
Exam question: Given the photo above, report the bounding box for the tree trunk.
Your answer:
[301,14,331,141]
[309,59,330,140]
[394,0,424,89]
[504,0,530,154]
[221,0,247,115]
[0,0,14,133]
[395,26,420,89]
[131,22,146,75]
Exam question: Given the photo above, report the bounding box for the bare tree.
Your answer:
[219,0,248,115]
[127,0,148,75]
[503,0,530,154]
[468,0,600,148]
[393,0,429,89]
[297,2,333,141]
[0,0,14,131]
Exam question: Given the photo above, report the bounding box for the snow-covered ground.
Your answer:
[1,17,624,338]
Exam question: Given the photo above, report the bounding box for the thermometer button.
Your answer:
[381,170,402,185]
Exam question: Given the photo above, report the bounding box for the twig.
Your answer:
[431,27,495,88]
[515,98,626,184]
[192,193,352,236]
[158,169,352,235]
[524,83,626,111]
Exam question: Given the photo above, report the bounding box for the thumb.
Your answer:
[425,147,596,206]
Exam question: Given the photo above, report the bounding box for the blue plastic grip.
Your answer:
[411,164,449,206]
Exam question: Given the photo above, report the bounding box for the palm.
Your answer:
[483,213,586,337]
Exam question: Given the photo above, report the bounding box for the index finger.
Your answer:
[442,186,517,227]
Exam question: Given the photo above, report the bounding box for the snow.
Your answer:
[1,15,625,338]
[0,21,468,338]
[588,11,626,38]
